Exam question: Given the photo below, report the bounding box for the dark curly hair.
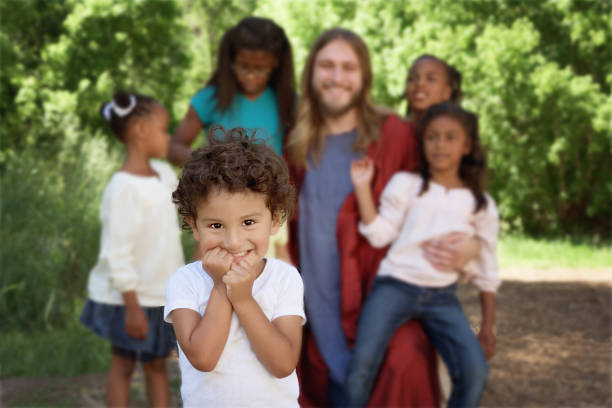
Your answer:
[417,102,488,213]
[173,126,296,230]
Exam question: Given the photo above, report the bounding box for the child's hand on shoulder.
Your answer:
[350,157,375,189]
[202,247,234,284]
[222,259,257,306]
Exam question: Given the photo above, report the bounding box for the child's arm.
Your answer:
[478,291,496,359]
[471,195,500,359]
[171,285,232,371]
[168,107,202,166]
[102,181,149,339]
[122,290,148,339]
[350,157,377,224]
[223,260,303,378]
[170,248,234,372]
[351,160,415,248]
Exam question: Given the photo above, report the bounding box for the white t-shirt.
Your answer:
[164,257,306,408]
[86,160,184,306]
[359,172,500,292]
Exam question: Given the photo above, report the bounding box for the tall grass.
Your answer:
[1,135,120,331]
[1,320,108,377]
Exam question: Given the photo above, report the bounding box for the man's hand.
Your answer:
[222,260,257,306]
[202,247,234,284]
[421,232,480,272]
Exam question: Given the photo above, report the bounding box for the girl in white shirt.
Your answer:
[80,91,184,407]
[344,102,500,408]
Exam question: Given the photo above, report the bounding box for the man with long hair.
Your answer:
[286,28,440,407]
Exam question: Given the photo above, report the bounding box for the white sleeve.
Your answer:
[164,267,202,323]
[470,195,501,293]
[358,173,417,248]
[271,265,306,324]
[101,180,142,293]
[152,160,179,192]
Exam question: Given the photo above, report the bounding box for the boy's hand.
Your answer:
[222,259,257,305]
[478,325,496,359]
[202,247,233,284]
[350,157,375,189]
[125,303,148,340]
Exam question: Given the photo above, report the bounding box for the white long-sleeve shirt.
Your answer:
[86,160,185,306]
[359,172,500,293]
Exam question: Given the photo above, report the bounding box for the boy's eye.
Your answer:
[243,219,255,226]
[209,223,223,229]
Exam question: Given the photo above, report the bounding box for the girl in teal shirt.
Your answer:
[168,16,296,163]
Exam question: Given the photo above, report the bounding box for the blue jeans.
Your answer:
[344,277,488,408]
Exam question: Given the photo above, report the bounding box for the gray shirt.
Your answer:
[298,129,360,384]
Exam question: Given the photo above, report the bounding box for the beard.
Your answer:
[314,85,362,118]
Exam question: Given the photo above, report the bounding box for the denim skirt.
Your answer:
[80,299,176,357]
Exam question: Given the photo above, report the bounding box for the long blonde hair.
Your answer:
[288,28,388,169]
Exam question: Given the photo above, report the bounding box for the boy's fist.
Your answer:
[223,260,257,305]
[202,247,233,284]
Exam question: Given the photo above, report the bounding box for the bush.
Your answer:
[0,137,119,331]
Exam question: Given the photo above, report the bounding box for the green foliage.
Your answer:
[498,234,612,270]
[0,138,118,331]
[1,0,191,158]
[1,324,108,376]
[0,0,191,331]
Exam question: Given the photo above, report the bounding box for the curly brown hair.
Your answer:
[173,127,296,230]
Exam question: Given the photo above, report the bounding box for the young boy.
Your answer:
[164,128,305,407]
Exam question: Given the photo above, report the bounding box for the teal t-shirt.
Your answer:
[190,85,284,156]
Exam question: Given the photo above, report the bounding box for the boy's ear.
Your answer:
[186,217,199,241]
[270,213,282,236]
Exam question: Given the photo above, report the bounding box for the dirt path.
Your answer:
[460,269,611,407]
[2,268,611,407]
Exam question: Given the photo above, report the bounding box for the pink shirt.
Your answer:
[359,172,500,293]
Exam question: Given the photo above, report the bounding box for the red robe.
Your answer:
[287,114,440,407]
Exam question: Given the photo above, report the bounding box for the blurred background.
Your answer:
[1,0,610,406]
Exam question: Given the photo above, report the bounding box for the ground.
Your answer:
[1,268,611,407]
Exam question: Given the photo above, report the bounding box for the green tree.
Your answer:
[1,0,192,330]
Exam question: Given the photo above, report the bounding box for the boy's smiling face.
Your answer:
[188,189,280,275]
